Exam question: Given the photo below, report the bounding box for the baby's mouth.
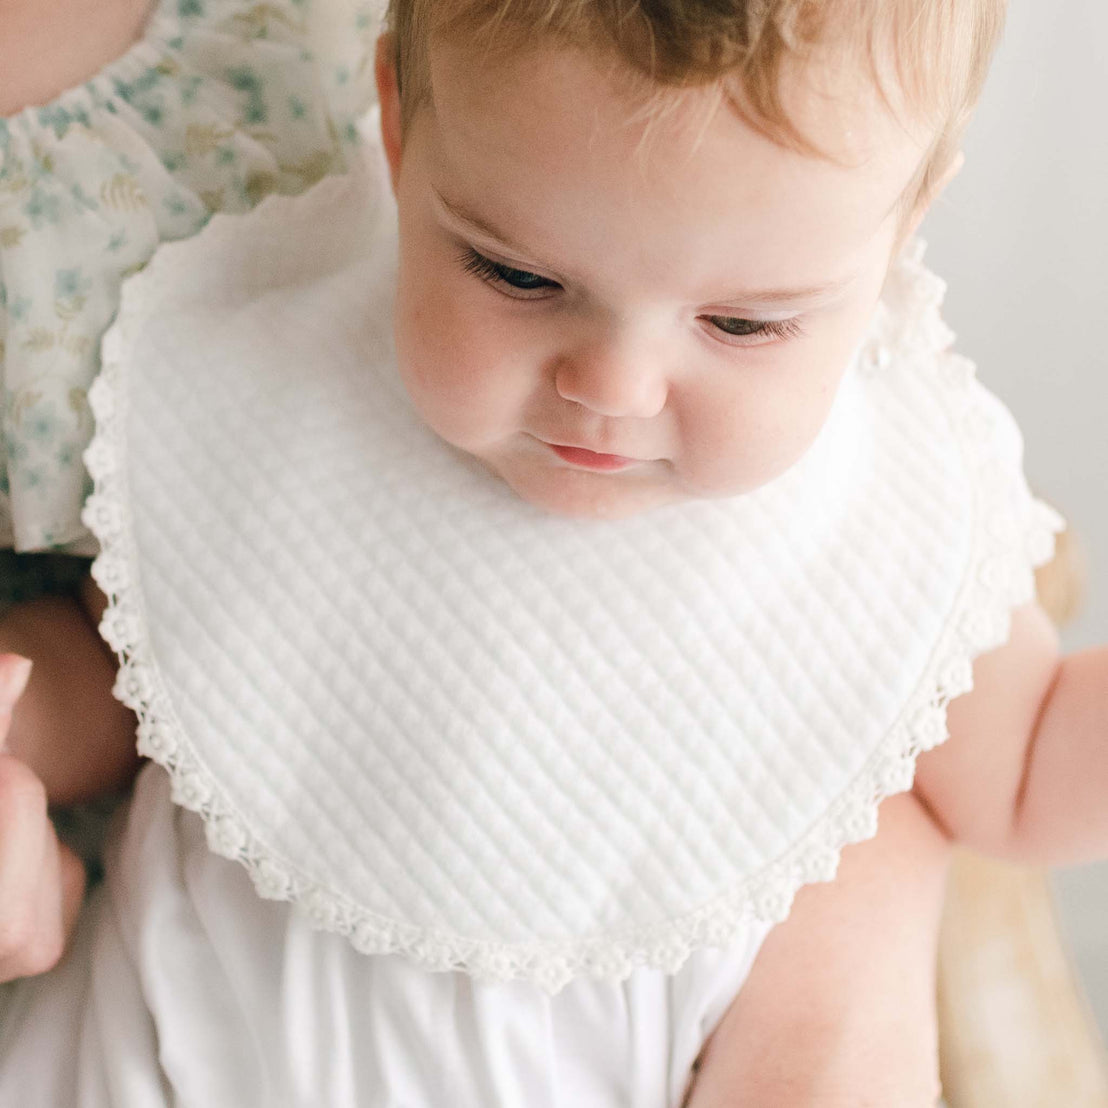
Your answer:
[545,442,640,471]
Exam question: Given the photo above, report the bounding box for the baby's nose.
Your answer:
[552,329,668,419]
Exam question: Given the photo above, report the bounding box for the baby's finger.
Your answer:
[0,654,33,748]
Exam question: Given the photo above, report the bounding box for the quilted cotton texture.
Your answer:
[83,149,1061,991]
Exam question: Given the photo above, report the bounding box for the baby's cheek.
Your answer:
[755,370,846,478]
[394,304,462,435]
[682,368,842,495]
[394,300,511,448]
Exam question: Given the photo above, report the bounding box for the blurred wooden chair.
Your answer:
[938,526,1108,1107]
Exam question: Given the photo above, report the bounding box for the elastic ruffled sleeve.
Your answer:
[0,0,377,553]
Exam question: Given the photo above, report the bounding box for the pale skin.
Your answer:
[0,6,1087,1108]
[0,0,151,116]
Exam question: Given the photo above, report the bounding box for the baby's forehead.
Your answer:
[452,37,929,182]
[414,42,923,310]
[428,39,926,224]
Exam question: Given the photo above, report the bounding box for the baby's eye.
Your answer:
[703,315,804,346]
[459,248,559,298]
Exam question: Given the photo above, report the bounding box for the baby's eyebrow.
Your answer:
[712,275,856,308]
[434,185,856,307]
[432,187,533,258]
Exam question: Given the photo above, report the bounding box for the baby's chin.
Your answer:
[466,441,815,520]
[489,458,693,521]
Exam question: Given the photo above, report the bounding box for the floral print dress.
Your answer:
[0,0,376,576]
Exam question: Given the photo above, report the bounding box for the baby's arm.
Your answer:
[686,791,949,1108]
[912,602,1108,866]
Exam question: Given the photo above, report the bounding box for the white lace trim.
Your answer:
[82,228,1063,993]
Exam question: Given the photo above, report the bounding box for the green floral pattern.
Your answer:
[0,0,376,554]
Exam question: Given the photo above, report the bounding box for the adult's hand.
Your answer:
[0,655,87,983]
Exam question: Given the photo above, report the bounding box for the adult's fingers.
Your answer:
[57,838,88,951]
[0,654,33,747]
[0,752,86,982]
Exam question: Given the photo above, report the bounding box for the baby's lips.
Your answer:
[0,654,33,709]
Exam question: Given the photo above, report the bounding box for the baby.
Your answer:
[0,0,1091,1105]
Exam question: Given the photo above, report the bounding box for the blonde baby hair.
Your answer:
[383,0,1007,216]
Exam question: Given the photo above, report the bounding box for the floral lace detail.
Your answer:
[82,218,1062,993]
[0,0,376,552]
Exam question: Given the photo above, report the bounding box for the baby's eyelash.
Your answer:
[703,315,805,345]
[459,248,558,296]
[459,247,804,346]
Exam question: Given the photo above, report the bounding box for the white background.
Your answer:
[920,0,1108,1033]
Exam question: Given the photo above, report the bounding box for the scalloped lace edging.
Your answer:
[81,230,1064,993]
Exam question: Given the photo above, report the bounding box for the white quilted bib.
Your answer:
[83,140,1061,992]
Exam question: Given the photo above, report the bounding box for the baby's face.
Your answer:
[377,38,929,518]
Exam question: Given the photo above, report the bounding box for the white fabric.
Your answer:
[78,138,1060,991]
[0,762,771,1107]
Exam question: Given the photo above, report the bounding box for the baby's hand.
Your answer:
[0,654,87,983]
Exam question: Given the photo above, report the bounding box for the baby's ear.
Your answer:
[375,34,403,194]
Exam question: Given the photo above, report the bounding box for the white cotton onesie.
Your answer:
[0,120,1058,1106]
[0,764,771,1107]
